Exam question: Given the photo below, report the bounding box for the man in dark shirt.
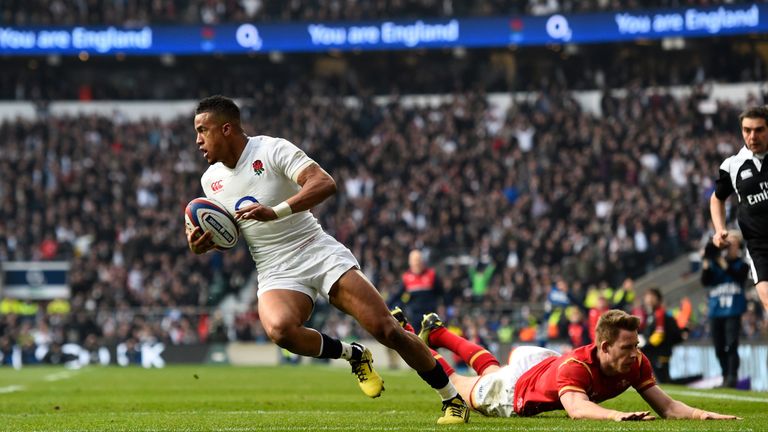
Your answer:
[701,238,748,388]
[389,249,443,332]
[641,288,681,384]
[710,106,768,313]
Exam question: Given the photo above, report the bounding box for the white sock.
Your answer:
[340,342,355,361]
[436,382,459,401]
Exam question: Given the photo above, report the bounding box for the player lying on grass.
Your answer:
[392,308,740,421]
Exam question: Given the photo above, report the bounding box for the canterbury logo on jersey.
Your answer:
[741,169,753,179]
[211,180,224,192]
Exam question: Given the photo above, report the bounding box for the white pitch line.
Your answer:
[0,370,78,396]
[0,410,389,418]
[43,371,77,382]
[0,385,24,394]
[53,429,571,432]
[194,428,577,432]
[666,389,768,403]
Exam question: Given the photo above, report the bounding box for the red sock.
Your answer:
[429,327,499,375]
[432,349,455,376]
[400,321,455,373]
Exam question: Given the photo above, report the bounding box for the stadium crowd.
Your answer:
[1,39,764,100]
[3,0,764,25]
[1,81,767,367]
[0,114,254,364]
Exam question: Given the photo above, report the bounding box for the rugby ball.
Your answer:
[185,197,239,250]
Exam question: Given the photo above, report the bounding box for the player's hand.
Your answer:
[187,226,216,254]
[235,203,277,221]
[713,230,730,248]
[613,411,655,421]
[694,410,741,420]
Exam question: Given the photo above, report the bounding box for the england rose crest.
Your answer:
[252,160,264,175]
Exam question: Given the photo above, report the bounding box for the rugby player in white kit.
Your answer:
[186,95,469,424]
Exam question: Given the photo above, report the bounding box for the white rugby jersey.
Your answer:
[200,135,323,271]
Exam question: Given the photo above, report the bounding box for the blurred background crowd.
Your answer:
[1,38,762,100]
[1,0,767,368]
[3,85,767,364]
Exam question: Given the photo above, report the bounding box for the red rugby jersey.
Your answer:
[513,344,656,416]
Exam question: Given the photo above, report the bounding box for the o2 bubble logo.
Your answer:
[26,269,46,287]
[546,15,572,42]
[235,196,260,211]
[236,24,263,50]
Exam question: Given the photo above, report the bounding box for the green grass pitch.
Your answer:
[0,364,765,431]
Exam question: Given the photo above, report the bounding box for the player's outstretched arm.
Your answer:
[235,163,336,221]
[560,391,655,421]
[640,385,741,420]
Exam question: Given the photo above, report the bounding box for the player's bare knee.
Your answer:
[369,319,403,348]
[264,322,297,348]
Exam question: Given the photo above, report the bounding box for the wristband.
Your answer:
[273,201,293,219]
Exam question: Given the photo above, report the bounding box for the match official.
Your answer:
[710,106,768,313]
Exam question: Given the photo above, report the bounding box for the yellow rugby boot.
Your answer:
[437,394,470,425]
[418,312,445,347]
[390,306,408,328]
[349,342,384,398]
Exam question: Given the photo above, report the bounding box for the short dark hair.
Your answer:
[645,287,662,301]
[739,106,768,126]
[594,309,641,346]
[195,95,241,123]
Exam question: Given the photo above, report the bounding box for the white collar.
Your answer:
[738,146,767,161]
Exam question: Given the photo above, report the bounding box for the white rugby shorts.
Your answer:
[470,346,560,417]
[256,233,360,301]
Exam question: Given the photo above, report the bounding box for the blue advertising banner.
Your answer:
[1,261,70,299]
[0,3,764,55]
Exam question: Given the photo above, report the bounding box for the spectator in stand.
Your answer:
[641,288,683,384]
[0,335,15,366]
[588,295,611,344]
[612,278,637,312]
[389,249,444,332]
[701,236,748,388]
[470,256,496,300]
[567,307,591,348]
[741,300,764,340]
[545,279,572,340]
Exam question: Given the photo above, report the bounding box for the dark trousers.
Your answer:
[646,351,671,384]
[406,304,435,333]
[642,344,672,384]
[711,315,741,387]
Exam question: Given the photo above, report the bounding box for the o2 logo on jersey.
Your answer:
[211,180,224,193]
[235,196,259,211]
